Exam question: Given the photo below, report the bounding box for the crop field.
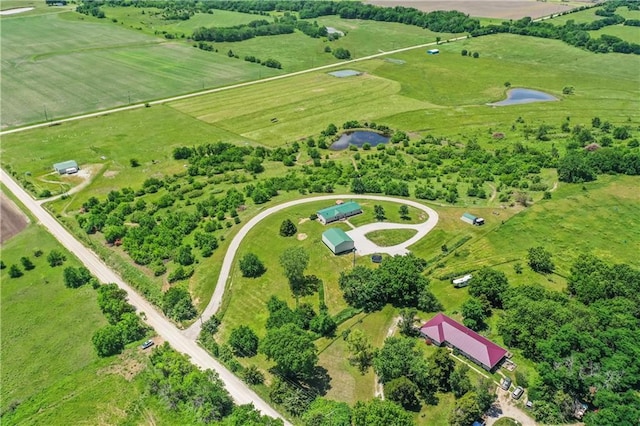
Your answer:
[0,11,281,128]
[365,0,586,19]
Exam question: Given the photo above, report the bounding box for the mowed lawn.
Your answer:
[0,11,282,128]
[0,222,146,425]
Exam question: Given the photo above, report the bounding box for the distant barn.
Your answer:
[427,49,440,55]
[53,160,78,175]
[322,228,354,255]
[461,212,484,226]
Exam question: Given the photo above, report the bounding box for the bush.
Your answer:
[92,325,124,357]
[243,365,265,385]
[239,253,266,278]
[20,257,35,271]
[47,250,66,267]
[279,219,297,237]
[162,287,196,321]
[8,264,23,278]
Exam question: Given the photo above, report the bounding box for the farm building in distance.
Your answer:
[427,49,440,54]
[452,274,473,288]
[322,228,355,255]
[53,160,78,175]
[317,201,362,225]
[461,212,485,226]
[420,313,507,371]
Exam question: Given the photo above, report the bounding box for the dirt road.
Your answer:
[0,169,290,425]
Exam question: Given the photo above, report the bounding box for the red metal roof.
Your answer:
[420,313,507,370]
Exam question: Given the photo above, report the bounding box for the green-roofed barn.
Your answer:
[317,201,362,225]
[322,228,355,255]
[53,160,79,175]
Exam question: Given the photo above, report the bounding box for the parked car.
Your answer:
[141,340,154,350]
[512,386,524,400]
[526,400,533,409]
[501,377,512,390]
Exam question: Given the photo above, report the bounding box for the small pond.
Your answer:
[489,88,558,106]
[330,131,389,151]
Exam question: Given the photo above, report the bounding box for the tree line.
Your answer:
[471,1,640,55]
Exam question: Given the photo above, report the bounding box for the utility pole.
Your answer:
[43,105,48,121]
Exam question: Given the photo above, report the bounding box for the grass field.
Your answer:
[0,218,146,424]
[365,229,419,246]
[591,24,640,44]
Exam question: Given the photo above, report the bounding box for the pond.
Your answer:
[489,88,558,106]
[329,131,390,150]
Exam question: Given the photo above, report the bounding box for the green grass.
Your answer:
[591,24,640,44]
[348,201,428,226]
[494,418,521,426]
[102,7,271,36]
[0,11,282,128]
[365,229,418,246]
[0,221,145,424]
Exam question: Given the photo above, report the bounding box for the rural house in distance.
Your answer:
[53,160,78,175]
[316,200,362,225]
[420,313,507,371]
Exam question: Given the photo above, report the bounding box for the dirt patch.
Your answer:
[97,349,146,381]
[297,233,308,241]
[103,170,119,178]
[298,217,310,225]
[1,193,29,244]
[364,0,582,19]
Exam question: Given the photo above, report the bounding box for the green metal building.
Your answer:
[322,228,355,255]
[317,201,362,225]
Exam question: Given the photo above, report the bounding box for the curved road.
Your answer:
[0,169,291,425]
[183,195,439,339]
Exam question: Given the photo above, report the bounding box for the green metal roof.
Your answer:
[322,228,353,246]
[317,201,361,220]
[53,160,78,170]
[462,212,477,220]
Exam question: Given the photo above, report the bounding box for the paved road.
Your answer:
[184,194,439,339]
[0,169,291,425]
[0,37,465,136]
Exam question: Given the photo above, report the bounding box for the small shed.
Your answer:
[461,212,484,226]
[322,228,355,255]
[427,49,440,55]
[53,160,79,175]
[317,201,362,225]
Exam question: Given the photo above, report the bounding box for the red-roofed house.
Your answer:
[420,313,507,371]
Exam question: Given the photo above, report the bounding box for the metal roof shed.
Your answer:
[322,228,355,255]
[53,160,78,174]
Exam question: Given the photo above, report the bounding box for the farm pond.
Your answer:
[489,88,558,106]
[330,131,390,150]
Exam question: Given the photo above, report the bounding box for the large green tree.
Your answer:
[301,398,351,426]
[385,377,421,410]
[527,246,555,274]
[92,325,125,357]
[468,267,509,308]
[352,399,413,426]
[228,325,259,357]
[260,323,318,380]
[239,253,266,278]
[279,247,310,296]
